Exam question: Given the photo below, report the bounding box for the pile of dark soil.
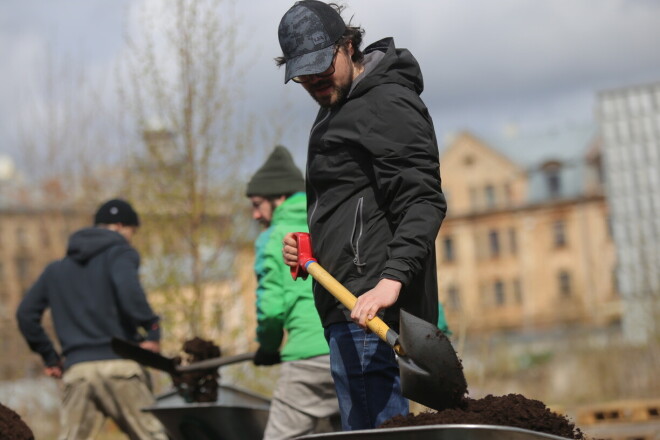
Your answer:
[171,337,222,403]
[381,394,587,440]
[0,402,34,440]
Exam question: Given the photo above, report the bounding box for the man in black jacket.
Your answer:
[16,199,167,440]
[278,1,447,431]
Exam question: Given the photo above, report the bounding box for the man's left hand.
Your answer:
[139,340,161,353]
[351,278,402,329]
[253,347,282,366]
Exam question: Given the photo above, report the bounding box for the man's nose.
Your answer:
[306,74,324,84]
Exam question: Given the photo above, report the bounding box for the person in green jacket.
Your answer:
[246,145,339,440]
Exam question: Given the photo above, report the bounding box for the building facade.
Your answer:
[438,130,620,336]
[0,206,89,378]
[597,81,660,344]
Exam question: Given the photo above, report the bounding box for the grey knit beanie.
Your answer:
[246,146,305,197]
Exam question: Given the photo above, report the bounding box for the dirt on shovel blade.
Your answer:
[380,393,593,440]
[0,402,34,440]
[171,337,222,403]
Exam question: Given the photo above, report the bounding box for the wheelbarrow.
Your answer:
[295,424,575,440]
[143,383,270,440]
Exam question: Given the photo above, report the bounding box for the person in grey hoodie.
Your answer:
[278,1,447,431]
[16,199,167,440]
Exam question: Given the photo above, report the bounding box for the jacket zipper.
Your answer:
[350,197,366,274]
[307,109,332,225]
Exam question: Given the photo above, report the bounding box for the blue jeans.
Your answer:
[325,322,409,430]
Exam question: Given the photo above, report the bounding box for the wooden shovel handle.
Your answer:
[305,261,404,356]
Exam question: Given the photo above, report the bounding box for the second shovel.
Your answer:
[110,338,254,375]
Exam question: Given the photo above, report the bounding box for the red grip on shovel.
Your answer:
[290,232,317,280]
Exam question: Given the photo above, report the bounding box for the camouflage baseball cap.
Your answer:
[278,1,346,84]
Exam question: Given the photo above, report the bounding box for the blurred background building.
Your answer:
[597,81,660,345]
[438,127,619,336]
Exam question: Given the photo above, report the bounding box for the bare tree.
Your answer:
[118,0,258,342]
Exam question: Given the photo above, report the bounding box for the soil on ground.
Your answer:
[381,393,588,440]
[0,402,34,440]
[171,337,222,403]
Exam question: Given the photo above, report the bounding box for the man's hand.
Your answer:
[351,278,402,329]
[44,365,63,379]
[139,340,161,353]
[282,232,299,268]
[253,347,282,366]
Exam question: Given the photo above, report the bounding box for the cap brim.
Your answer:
[284,44,335,84]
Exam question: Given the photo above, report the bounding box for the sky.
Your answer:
[2,0,660,176]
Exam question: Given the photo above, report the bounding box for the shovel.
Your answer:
[111,337,254,375]
[290,232,467,411]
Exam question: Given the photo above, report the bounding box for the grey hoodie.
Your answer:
[16,227,160,370]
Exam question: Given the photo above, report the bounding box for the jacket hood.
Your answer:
[66,227,128,264]
[272,192,307,225]
[350,37,424,100]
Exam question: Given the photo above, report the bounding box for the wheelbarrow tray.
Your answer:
[143,383,270,440]
[295,424,573,440]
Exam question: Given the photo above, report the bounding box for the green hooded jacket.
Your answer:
[254,192,329,361]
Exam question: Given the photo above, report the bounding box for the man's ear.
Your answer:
[274,195,288,207]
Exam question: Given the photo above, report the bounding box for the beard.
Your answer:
[307,78,352,109]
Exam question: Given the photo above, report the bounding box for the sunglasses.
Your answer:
[292,46,340,84]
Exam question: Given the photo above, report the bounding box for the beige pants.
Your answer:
[59,359,168,440]
[263,355,340,440]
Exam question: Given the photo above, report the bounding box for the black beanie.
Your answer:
[94,199,140,226]
[246,145,305,197]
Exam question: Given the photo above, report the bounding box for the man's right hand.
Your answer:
[282,232,299,268]
[44,365,63,379]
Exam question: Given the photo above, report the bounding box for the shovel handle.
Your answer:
[175,352,255,372]
[291,233,404,356]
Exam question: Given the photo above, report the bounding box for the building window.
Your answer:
[470,186,478,210]
[546,169,561,197]
[442,236,455,262]
[15,256,33,289]
[513,278,523,304]
[485,185,496,208]
[558,270,572,297]
[40,226,51,248]
[542,161,562,198]
[494,280,505,306]
[489,230,500,257]
[509,228,517,255]
[553,220,567,248]
[447,285,461,310]
[504,182,513,206]
[16,226,29,248]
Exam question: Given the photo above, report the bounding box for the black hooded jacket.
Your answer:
[16,227,161,370]
[306,38,447,328]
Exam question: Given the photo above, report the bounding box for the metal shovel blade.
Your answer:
[111,338,177,374]
[397,310,468,411]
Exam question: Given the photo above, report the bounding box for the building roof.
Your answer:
[482,123,596,168]
[443,124,600,204]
